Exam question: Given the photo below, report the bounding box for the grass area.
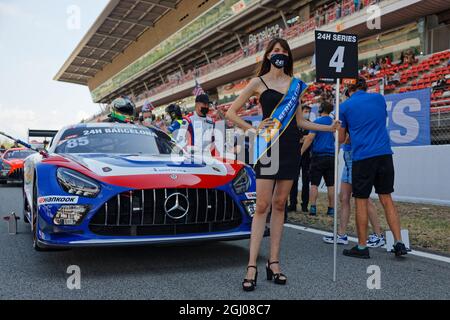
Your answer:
[287,193,450,255]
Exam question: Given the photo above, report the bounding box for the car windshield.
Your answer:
[54,126,182,155]
[3,150,35,159]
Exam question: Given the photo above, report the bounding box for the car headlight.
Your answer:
[57,168,100,198]
[232,168,251,194]
[53,205,89,226]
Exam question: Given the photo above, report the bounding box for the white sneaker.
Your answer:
[323,234,349,245]
[367,233,386,248]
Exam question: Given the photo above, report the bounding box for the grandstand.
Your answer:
[56,0,450,139]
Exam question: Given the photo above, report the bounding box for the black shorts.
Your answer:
[352,154,395,199]
[310,155,335,187]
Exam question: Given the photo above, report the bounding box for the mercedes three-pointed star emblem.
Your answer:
[164,193,190,220]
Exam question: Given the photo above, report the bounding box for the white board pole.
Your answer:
[333,78,340,282]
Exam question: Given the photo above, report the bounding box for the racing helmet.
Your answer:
[165,104,182,120]
[109,96,136,123]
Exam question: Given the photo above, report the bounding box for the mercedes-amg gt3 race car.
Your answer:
[23,123,257,251]
[0,148,36,184]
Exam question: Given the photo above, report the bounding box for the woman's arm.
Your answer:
[296,107,339,132]
[225,78,261,132]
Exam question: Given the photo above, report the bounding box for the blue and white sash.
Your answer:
[253,77,308,165]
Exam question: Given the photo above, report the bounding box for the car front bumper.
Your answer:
[36,230,255,248]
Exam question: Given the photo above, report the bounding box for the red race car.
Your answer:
[0,148,36,184]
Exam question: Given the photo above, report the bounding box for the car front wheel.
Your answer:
[32,181,45,251]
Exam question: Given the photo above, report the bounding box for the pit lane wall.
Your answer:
[313,145,450,206]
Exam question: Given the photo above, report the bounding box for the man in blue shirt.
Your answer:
[301,101,335,216]
[338,77,407,259]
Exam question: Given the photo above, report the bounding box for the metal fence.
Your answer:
[431,107,450,145]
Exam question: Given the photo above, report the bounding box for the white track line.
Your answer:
[285,223,450,264]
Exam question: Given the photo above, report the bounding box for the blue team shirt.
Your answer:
[339,91,393,161]
[342,143,352,152]
[311,116,335,156]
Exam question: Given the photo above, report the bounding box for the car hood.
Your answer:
[54,153,243,189]
[3,159,24,166]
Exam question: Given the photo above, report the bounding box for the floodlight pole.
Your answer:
[333,78,341,282]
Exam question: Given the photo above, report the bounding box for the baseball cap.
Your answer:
[142,101,154,112]
[195,94,210,104]
[345,77,368,97]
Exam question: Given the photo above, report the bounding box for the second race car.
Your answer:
[0,148,36,184]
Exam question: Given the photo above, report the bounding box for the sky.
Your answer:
[0,0,109,142]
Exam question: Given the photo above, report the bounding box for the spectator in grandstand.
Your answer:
[368,62,376,76]
[323,4,329,24]
[322,134,385,248]
[338,77,407,259]
[405,50,416,65]
[301,101,336,217]
[434,74,447,91]
[381,56,391,69]
[225,38,339,291]
[361,64,368,73]
[354,0,361,11]
[335,1,342,19]
[288,105,312,213]
[375,58,382,71]
[388,71,401,86]
[314,9,320,27]
[380,58,386,70]
[400,51,405,64]
[344,2,350,15]
[385,55,392,66]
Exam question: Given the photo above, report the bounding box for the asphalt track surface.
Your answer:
[1,184,449,300]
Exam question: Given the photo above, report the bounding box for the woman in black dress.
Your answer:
[226,38,338,291]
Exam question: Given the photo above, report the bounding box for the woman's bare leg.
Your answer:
[245,179,275,284]
[268,179,294,278]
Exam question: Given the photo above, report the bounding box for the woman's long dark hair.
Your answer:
[256,38,294,77]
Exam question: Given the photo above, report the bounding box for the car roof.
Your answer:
[62,122,149,130]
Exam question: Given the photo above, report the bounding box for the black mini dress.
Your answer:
[254,77,301,180]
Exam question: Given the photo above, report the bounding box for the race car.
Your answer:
[23,123,257,251]
[0,148,36,184]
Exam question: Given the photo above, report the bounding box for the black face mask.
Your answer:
[200,107,209,117]
[269,54,290,69]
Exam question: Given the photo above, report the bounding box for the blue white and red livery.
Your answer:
[23,123,257,251]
